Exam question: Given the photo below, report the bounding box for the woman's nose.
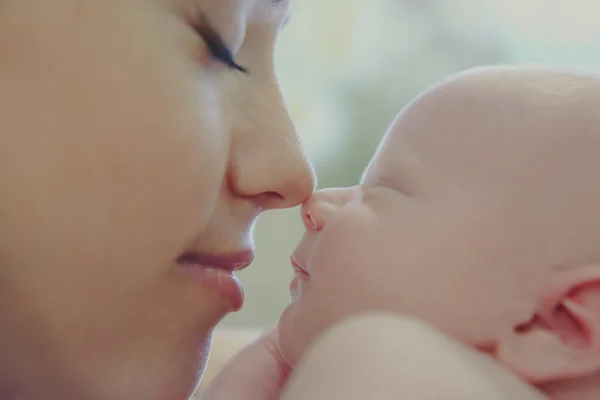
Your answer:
[301,187,359,231]
[227,87,316,210]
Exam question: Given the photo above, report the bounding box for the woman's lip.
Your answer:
[182,265,244,311]
[177,250,253,311]
[177,249,254,272]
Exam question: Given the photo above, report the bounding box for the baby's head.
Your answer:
[278,66,600,398]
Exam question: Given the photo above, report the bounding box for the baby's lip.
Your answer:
[291,256,309,276]
[291,233,314,276]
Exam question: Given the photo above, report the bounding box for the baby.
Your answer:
[277,65,600,399]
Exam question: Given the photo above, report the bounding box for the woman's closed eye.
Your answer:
[192,14,248,74]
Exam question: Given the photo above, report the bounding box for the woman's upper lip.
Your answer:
[177,249,254,273]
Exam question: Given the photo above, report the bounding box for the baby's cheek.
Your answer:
[311,222,380,320]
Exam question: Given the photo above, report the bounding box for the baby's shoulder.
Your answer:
[288,313,548,400]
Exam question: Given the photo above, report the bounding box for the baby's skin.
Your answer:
[278,65,600,400]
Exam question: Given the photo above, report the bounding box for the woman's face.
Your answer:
[0,0,314,398]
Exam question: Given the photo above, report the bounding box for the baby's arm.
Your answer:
[282,313,547,400]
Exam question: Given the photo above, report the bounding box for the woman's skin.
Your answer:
[0,0,314,399]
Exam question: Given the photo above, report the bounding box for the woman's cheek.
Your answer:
[158,98,229,231]
[115,56,230,240]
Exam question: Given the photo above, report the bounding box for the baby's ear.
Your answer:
[495,264,600,384]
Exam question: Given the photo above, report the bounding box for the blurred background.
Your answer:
[222,0,600,329]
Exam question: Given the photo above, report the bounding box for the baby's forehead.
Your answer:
[365,67,600,189]
[361,68,600,268]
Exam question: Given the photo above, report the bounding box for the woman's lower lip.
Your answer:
[181,264,244,311]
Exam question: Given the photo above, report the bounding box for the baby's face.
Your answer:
[278,116,521,366]
[277,68,600,366]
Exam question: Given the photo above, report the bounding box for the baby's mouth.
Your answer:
[289,258,309,301]
[291,258,309,276]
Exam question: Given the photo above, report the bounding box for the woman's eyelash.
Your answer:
[192,15,248,74]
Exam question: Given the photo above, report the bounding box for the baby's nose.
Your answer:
[301,186,359,231]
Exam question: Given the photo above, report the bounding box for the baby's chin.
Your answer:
[276,310,316,367]
[276,320,302,367]
[277,289,342,367]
